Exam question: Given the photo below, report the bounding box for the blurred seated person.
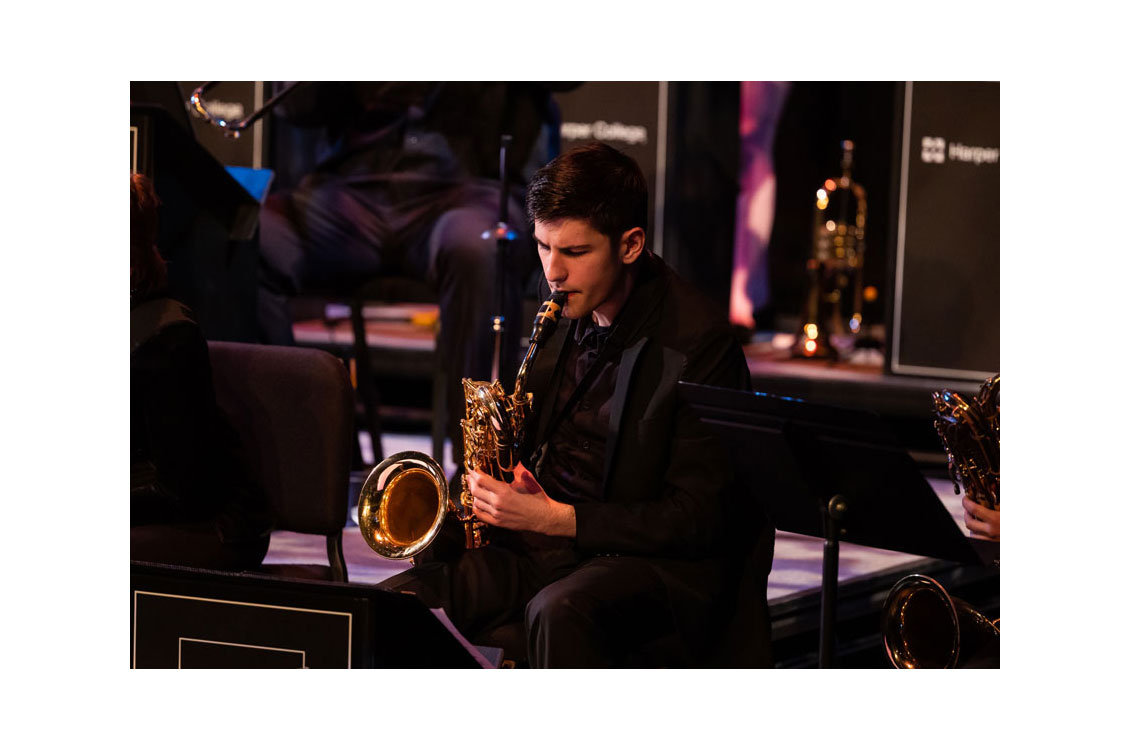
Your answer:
[962,492,999,541]
[258,82,575,457]
[131,173,273,570]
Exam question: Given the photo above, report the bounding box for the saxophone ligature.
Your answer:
[357,291,567,559]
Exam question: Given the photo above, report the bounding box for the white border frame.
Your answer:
[178,638,307,669]
[132,590,353,669]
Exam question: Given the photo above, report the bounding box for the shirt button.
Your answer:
[582,440,590,450]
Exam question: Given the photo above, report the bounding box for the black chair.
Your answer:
[208,341,354,581]
[344,275,446,465]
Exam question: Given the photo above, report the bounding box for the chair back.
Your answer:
[207,341,353,547]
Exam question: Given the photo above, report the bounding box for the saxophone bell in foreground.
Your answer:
[357,291,567,560]
[881,574,1000,669]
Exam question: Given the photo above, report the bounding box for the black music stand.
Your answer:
[679,382,995,668]
[131,104,263,342]
[131,561,490,668]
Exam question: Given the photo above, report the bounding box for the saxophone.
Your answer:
[358,291,567,559]
[931,374,1000,510]
[878,375,1002,669]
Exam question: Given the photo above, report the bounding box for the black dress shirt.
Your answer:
[534,318,619,508]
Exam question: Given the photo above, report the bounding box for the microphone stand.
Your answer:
[483,134,516,382]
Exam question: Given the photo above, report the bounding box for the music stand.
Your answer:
[131,561,490,668]
[679,382,995,668]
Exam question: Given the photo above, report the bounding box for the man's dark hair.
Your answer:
[525,142,648,246]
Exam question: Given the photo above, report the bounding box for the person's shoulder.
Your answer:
[131,297,203,359]
[653,258,734,341]
[649,260,750,389]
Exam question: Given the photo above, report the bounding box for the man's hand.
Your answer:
[962,493,1000,541]
[466,462,576,538]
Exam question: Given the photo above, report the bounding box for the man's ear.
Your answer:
[619,227,646,264]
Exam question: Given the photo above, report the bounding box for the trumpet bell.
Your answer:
[357,451,449,560]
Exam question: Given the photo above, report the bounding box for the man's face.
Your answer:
[534,218,631,324]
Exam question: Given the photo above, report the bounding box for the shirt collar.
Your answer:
[574,316,613,352]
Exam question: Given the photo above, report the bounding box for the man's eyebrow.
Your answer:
[534,236,592,251]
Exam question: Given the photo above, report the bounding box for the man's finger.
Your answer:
[472,470,507,493]
[964,512,996,538]
[473,496,496,521]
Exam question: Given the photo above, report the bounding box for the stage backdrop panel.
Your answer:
[889,81,1000,380]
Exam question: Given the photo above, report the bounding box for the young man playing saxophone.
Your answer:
[396,142,774,667]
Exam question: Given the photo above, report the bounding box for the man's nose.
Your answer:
[544,251,567,284]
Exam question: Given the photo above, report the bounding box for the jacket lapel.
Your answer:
[529,317,575,448]
[598,254,672,496]
[602,335,649,497]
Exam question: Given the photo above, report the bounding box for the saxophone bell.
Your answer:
[881,574,1000,669]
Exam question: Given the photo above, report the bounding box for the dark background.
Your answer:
[136,82,995,379]
[259,81,902,331]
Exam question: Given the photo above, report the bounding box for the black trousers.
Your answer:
[256,177,537,454]
[386,536,680,668]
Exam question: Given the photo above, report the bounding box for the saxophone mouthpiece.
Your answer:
[530,291,567,345]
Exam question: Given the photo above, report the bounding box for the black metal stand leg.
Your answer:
[351,298,384,463]
[327,532,348,583]
[488,134,513,384]
[819,494,848,669]
[431,346,446,465]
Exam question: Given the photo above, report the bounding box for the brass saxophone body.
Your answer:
[358,292,567,559]
[932,374,1000,510]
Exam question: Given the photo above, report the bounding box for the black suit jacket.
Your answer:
[521,253,769,655]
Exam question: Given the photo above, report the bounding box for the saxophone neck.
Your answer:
[514,290,567,399]
[513,341,536,401]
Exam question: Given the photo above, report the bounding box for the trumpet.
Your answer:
[793,140,867,359]
[357,291,567,559]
